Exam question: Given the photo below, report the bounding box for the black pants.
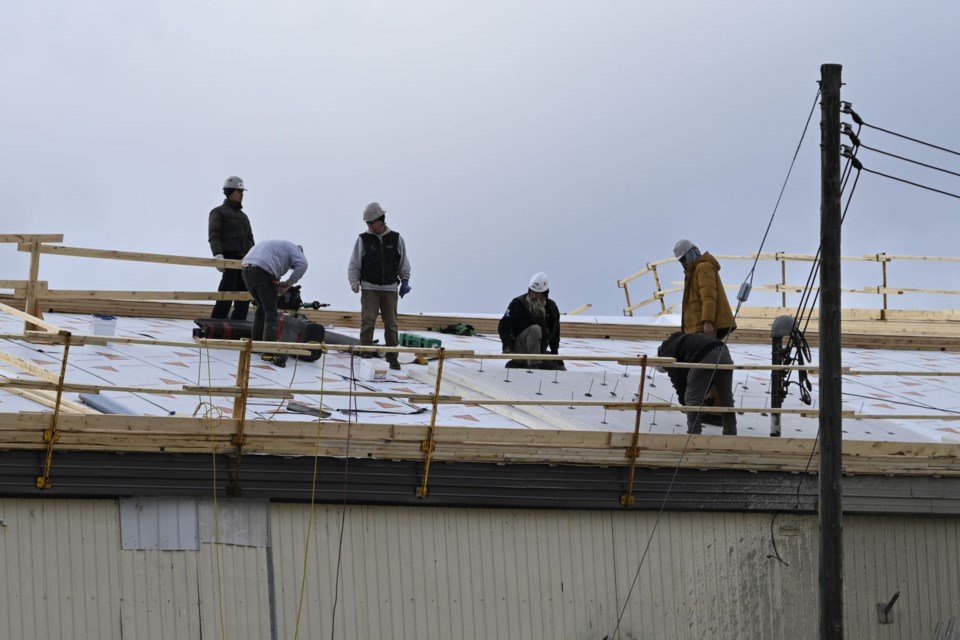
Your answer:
[241,265,279,342]
[211,252,251,320]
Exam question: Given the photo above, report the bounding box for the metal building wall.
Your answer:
[4,498,960,639]
[0,498,272,640]
[270,504,960,640]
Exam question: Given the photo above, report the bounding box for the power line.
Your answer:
[859,143,960,179]
[860,166,960,200]
[842,102,960,157]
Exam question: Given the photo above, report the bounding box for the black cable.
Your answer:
[862,122,960,158]
[860,167,960,200]
[842,387,960,415]
[742,88,822,292]
[608,86,824,640]
[860,143,960,179]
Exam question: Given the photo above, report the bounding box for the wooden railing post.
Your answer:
[24,239,42,332]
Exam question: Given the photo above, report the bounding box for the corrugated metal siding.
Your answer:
[0,498,123,640]
[270,505,960,640]
[269,505,822,639]
[5,497,960,639]
[1,498,271,640]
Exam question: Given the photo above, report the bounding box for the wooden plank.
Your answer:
[0,352,60,383]
[16,243,241,268]
[0,302,66,334]
[40,290,252,301]
[0,234,64,243]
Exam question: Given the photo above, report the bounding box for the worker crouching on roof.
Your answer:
[657,331,737,436]
[498,272,565,370]
[241,240,308,368]
[674,239,736,339]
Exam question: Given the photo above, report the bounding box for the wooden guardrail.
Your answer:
[618,251,960,319]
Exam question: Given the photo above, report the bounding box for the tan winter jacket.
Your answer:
[681,252,736,334]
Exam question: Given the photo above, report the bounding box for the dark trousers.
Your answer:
[211,253,251,320]
[242,266,279,343]
[685,345,737,435]
[360,289,399,364]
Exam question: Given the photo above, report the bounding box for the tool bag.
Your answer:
[277,313,326,361]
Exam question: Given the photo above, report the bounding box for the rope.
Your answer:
[193,342,227,640]
[330,350,358,640]
[292,344,329,640]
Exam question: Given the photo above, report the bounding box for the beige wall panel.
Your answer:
[0,499,123,640]
[196,542,272,640]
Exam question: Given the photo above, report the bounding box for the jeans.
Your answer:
[242,266,279,343]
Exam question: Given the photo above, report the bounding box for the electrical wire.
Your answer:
[329,350,358,640]
[292,345,330,640]
[861,122,960,157]
[741,87,822,293]
[859,167,960,200]
[608,87,824,639]
[859,143,960,179]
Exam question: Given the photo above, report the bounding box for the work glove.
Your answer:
[502,345,513,354]
[399,279,411,298]
[214,254,224,273]
[351,282,360,294]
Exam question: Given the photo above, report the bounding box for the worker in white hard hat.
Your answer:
[208,176,255,320]
[347,202,412,371]
[497,272,564,370]
[673,239,736,339]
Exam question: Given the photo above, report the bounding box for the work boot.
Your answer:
[505,359,525,369]
[722,415,737,436]
[687,416,702,435]
[389,360,401,371]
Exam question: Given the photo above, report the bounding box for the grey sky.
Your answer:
[4,1,960,316]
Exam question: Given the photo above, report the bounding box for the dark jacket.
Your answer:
[208,200,255,258]
[657,331,724,401]
[498,294,561,353]
[681,252,736,335]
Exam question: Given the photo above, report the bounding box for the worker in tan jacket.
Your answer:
[674,239,736,339]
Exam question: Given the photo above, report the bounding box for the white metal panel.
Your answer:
[118,547,201,640]
[0,498,123,640]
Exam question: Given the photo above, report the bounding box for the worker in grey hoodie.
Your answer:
[347,202,412,370]
[241,240,308,367]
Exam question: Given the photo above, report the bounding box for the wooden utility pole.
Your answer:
[819,63,844,639]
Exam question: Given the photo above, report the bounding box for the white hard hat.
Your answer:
[363,202,386,222]
[673,239,696,259]
[528,272,550,293]
[223,176,246,191]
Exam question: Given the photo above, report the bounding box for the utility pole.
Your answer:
[819,63,844,639]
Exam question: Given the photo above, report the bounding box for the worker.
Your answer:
[208,176,255,320]
[498,272,564,370]
[347,202,412,371]
[241,240,308,368]
[674,239,736,339]
[657,331,737,435]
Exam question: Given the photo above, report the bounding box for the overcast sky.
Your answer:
[4,1,960,317]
